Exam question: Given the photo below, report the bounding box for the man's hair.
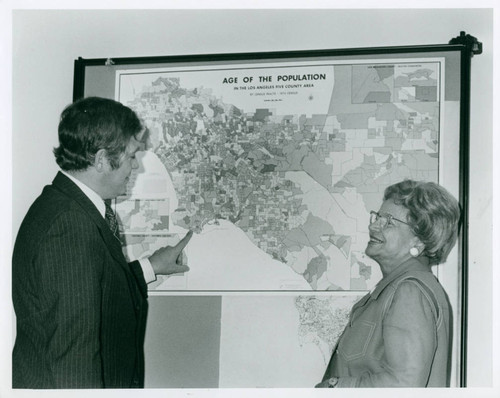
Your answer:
[53,97,143,171]
[384,180,461,265]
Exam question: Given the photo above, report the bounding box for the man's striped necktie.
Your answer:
[104,200,121,242]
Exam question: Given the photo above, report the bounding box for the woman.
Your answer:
[316,179,461,388]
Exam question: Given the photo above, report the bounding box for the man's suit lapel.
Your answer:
[51,172,130,270]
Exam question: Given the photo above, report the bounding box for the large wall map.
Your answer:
[115,59,442,292]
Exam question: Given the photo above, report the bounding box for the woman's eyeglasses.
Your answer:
[369,211,409,229]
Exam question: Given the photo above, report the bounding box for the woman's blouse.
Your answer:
[322,258,451,387]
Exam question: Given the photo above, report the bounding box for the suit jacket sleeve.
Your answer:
[37,210,106,388]
[128,260,148,298]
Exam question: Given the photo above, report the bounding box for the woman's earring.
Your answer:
[409,247,419,257]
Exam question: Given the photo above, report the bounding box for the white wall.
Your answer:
[6,6,497,391]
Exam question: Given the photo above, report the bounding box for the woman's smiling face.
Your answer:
[366,199,421,276]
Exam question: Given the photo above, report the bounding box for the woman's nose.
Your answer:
[369,219,383,231]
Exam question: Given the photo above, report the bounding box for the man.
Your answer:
[12,97,192,388]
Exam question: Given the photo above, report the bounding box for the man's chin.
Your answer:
[119,185,128,197]
[108,190,126,200]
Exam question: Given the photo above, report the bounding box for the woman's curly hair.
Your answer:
[384,180,461,265]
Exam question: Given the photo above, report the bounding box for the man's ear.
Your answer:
[94,149,108,173]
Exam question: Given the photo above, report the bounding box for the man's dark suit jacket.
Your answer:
[12,172,149,388]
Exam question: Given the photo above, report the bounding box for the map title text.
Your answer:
[222,73,327,84]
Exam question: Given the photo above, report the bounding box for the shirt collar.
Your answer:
[60,169,106,218]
